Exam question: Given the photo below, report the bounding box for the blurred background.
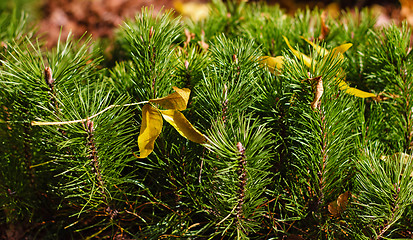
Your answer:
[0,0,409,47]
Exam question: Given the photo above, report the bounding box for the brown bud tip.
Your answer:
[232,54,238,64]
[149,26,154,39]
[198,40,209,51]
[184,60,189,69]
[184,28,190,36]
[237,142,245,155]
[87,119,94,132]
[44,67,54,87]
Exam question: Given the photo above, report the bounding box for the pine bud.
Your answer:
[87,119,94,132]
[232,54,238,64]
[236,142,245,156]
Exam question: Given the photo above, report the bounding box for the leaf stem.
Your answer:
[31,101,148,126]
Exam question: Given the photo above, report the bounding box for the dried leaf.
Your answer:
[328,191,350,217]
[318,11,330,40]
[259,56,284,74]
[44,67,54,87]
[160,110,206,144]
[401,0,413,26]
[149,87,190,111]
[310,76,323,109]
[137,104,163,158]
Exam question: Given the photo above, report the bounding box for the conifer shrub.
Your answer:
[1,1,413,239]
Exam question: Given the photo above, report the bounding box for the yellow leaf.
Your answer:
[287,36,375,98]
[160,110,206,144]
[337,80,376,98]
[258,56,284,74]
[137,104,163,158]
[149,87,190,111]
[173,0,209,22]
[328,191,350,217]
[326,2,340,19]
[283,36,313,68]
[273,37,375,99]
[301,37,352,60]
[331,43,353,56]
[300,37,326,56]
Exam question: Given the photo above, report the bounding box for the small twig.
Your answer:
[31,101,148,126]
[217,204,238,225]
[198,158,204,184]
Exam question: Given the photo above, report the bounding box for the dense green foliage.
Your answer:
[1,1,413,239]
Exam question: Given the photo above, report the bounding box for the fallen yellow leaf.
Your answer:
[137,104,163,158]
[160,109,206,144]
[259,56,284,74]
[300,37,352,61]
[173,0,209,22]
[337,81,376,98]
[282,36,376,99]
[149,87,191,111]
[283,36,313,67]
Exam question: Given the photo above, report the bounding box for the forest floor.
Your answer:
[36,0,407,48]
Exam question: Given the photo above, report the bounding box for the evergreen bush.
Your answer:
[1,1,413,239]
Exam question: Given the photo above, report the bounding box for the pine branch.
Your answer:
[119,7,182,100]
[203,115,274,238]
[350,147,413,239]
[2,1,413,238]
[364,22,413,153]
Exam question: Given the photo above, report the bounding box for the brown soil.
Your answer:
[39,0,173,47]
